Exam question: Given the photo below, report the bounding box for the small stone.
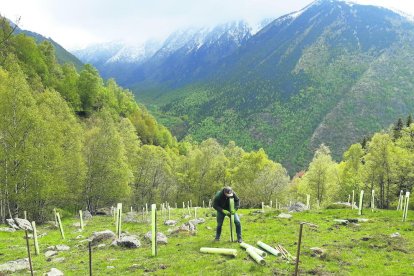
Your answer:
[90,230,116,245]
[82,210,93,220]
[278,213,292,219]
[164,220,177,226]
[0,227,16,232]
[310,247,326,258]
[51,257,65,263]
[206,226,212,230]
[288,202,307,213]
[357,218,369,223]
[0,258,29,273]
[333,219,349,225]
[189,218,205,225]
[45,251,58,258]
[361,237,370,241]
[390,232,401,238]
[144,231,168,244]
[55,245,70,251]
[46,268,64,276]
[107,266,115,269]
[14,218,33,231]
[116,235,141,248]
[97,244,106,248]
[76,235,84,239]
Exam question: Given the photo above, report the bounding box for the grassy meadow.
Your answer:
[0,207,413,275]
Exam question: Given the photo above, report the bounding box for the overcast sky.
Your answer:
[1,0,414,50]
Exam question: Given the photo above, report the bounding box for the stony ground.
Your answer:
[0,207,413,275]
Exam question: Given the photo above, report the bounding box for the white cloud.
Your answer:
[1,0,414,50]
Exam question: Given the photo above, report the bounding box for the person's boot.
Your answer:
[237,237,243,243]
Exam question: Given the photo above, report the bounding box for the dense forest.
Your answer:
[0,18,412,225]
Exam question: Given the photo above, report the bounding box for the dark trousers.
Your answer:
[215,211,241,240]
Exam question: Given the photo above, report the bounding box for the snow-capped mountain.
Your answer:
[72,19,272,84]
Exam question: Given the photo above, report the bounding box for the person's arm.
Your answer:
[213,191,223,212]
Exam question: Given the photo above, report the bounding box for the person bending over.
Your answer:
[213,186,242,243]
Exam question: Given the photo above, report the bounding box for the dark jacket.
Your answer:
[213,189,240,212]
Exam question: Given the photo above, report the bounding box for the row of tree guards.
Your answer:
[17,192,411,276]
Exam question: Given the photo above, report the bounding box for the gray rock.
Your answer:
[0,258,29,273]
[124,212,138,223]
[189,218,205,225]
[55,245,70,251]
[390,232,401,238]
[288,202,308,213]
[46,268,64,276]
[90,230,116,245]
[144,231,168,244]
[82,210,93,220]
[116,235,141,248]
[179,222,196,233]
[50,257,65,263]
[14,218,33,231]
[75,235,84,239]
[164,220,177,226]
[97,243,106,248]
[252,210,264,214]
[6,218,20,230]
[0,227,16,232]
[331,202,358,209]
[357,218,369,223]
[45,250,58,258]
[333,219,349,225]
[310,247,326,258]
[95,207,111,216]
[278,213,292,219]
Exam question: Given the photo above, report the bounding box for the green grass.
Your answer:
[1,208,413,275]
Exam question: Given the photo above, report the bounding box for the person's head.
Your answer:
[223,186,234,197]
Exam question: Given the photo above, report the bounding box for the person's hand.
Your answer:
[222,210,230,216]
[231,210,236,215]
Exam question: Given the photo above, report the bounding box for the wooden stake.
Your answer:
[56,212,65,239]
[403,192,410,222]
[371,190,375,212]
[79,210,84,230]
[230,198,235,242]
[306,195,310,210]
[261,202,264,213]
[89,241,92,276]
[294,223,304,276]
[24,211,27,220]
[31,221,39,256]
[358,190,364,216]
[151,204,157,256]
[352,190,355,210]
[25,230,34,276]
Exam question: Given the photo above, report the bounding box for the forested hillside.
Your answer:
[75,0,414,173]
[0,18,290,223]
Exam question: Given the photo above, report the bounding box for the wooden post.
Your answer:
[24,211,27,220]
[25,230,34,276]
[190,200,192,208]
[168,206,171,220]
[371,190,375,212]
[352,190,355,210]
[146,203,148,215]
[203,201,205,208]
[261,202,264,213]
[151,204,157,256]
[358,190,364,216]
[209,199,212,208]
[294,223,304,276]
[89,241,92,276]
[270,200,272,208]
[403,192,410,222]
[230,198,235,242]
[117,203,122,239]
[31,221,40,256]
[79,210,84,230]
[56,212,65,239]
[397,190,403,211]
[306,195,310,210]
